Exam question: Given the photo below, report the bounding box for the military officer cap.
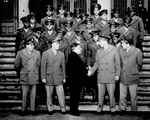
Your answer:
[64,12,74,17]
[109,32,121,39]
[99,33,111,41]
[93,3,101,10]
[127,6,137,13]
[56,28,66,36]
[31,24,42,32]
[138,0,143,4]
[20,16,29,23]
[111,9,119,14]
[23,35,34,46]
[99,9,108,16]
[50,36,61,44]
[27,13,37,20]
[89,29,100,36]
[74,8,82,14]
[45,4,55,11]
[44,19,55,26]
[82,14,90,19]
[108,21,120,28]
[63,20,73,28]
[123,16,132,23]
[85,17,93,24]
[58,5,67,10]
[74,29,84,36]
[121,35,133,45]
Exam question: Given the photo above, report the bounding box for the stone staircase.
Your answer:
[0,35,150,111]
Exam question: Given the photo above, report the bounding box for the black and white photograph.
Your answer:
[0,0,150,119]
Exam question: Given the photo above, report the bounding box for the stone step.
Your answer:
[0,58,15,63]
[0,42,16,47]
[141,64,150,70]
[142,58,150,64]
[0,37,16,41]
[0,47,16,52]
[0,78,19,82]
[0,64,15,70]
[143,52,150,57]
[0,71,17,76]
[142,47,150,52]
[0,52,16,58]
[144,36,150,40]
[142,42,150,47]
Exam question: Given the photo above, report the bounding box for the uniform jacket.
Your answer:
[15,48,41,85]
[16,28,32,51]
[118,26,136,46]
[63,31,76,44]
[109,17,123,28]
[81,27,96,42]
[87,40,101,66]
[130,15,144,41]
[67,51,87,85]
[41,49,66,85]
[41,30,57,50]
[91,15,101,27]
[119,46,143,85]
[72,18,83,30]
[59,37,69,63]
[91,45,121,83]
[95,20,110,35]
[56,15,66,29]
[33,37,48,54]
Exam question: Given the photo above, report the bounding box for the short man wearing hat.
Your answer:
[127,6,144,50]
[41,19,57,50]
[88,33,121,114]
[95,9,110,36]
[41,37,66,115]
[118,36,143,111]
[91,3,102,26]
[56,5,67,29]
[31,24,48,54]
[17,16,32,51]
[15,35,41,116]
[67,42,87,116]
[87,29,101,102]
[118,16,136,47]
[40,4,56,32]
[109,9,123,29]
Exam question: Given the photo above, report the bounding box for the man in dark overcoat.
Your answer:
[67,43,87,116]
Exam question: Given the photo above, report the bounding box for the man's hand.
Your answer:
[87,70,92,76]
[42,79,46,83]
[63,79,66,83]
[115,76,119,81]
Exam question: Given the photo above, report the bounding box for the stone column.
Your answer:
[97,0,111,20]
[18,0,29,28]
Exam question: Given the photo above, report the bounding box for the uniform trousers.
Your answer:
[97,83,116,112]
[45,85,65,112]
[21,84,36,111]
[119,83,138,111]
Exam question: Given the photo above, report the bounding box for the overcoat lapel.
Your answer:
[21,49,37,59]
[130,16,139,25]
[101,45,114,58]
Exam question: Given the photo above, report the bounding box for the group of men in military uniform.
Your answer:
[15,1,143,116]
